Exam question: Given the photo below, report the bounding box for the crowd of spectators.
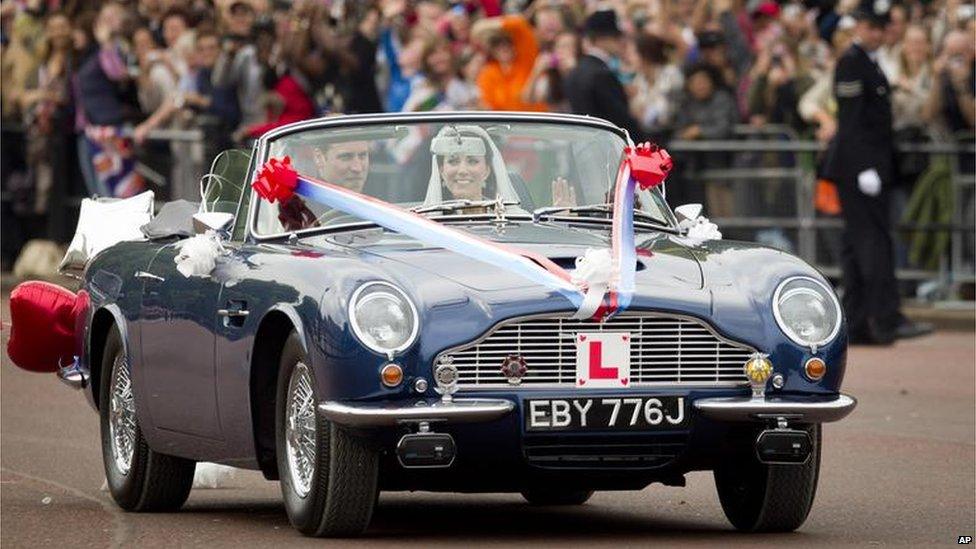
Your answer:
[1,0,974,269]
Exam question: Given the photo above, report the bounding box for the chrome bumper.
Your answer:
[694,394,857,423]
[319,398,515,427]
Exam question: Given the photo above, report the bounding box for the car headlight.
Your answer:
[772,276,842,350]
[349,281,419,355]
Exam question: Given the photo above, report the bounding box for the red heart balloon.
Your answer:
[7,281,81,373]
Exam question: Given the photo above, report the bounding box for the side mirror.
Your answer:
[192,212,234,235]
[673,203,703,231]
[673,203,722,241]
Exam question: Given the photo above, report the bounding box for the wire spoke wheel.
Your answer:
[285,362,317,498]
[99,327,195,512]
[109,354,136,475]
[275,332,378,536]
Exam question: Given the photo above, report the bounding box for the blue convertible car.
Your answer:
[77,112,855,537]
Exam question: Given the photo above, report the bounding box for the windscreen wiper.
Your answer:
[531,203,613,221]
[410,199,519,215]
[531,203,671,228]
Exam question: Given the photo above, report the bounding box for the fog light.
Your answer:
[381,363,403,387]
[804,358,826,381]
[744,353,773,398]
[414,377,428,393]
[771,373,785,389]
[434,356,459,402]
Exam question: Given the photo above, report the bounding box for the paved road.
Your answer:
[2,293,973,547]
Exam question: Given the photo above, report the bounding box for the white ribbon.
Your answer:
[102,462,237,492]
[570,248,613,320]
[675,203,722,244]
[683,216,723,240]
[174,231,226,278]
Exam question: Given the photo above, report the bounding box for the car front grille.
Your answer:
[440,313,755,388]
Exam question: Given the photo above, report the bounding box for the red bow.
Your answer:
[626,142,673,190]
[252,156,299,203]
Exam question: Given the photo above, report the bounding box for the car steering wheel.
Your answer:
[314,209,360,226]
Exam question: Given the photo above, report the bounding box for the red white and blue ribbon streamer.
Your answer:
[253,157,583,309]
[578,144,673,320]
[608,156,637,316]
[252,144,672,322]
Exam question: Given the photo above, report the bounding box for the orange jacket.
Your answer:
[476,15,548,112]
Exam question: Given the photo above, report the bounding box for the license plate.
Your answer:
[525,396,687,432]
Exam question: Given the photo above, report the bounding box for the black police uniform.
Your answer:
[822,41,901,340]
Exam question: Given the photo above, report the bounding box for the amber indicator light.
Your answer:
[804,358,826,381]
[381,363,403,387]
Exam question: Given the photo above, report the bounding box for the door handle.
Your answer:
[219,300,249,328]
[217,309,250,318]
[135,271,165,282]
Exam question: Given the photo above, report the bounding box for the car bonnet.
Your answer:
[319,222,703,293]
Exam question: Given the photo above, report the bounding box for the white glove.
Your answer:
[857,168,882,196]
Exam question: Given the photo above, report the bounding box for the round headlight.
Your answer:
[772,276,841,349]
[349,282,419,355]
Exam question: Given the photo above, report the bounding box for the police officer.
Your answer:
[822,0,932,344]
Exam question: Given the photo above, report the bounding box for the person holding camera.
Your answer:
[75,3,145,198]
[521,30,579,113]
[924,29,976,138]
[472,12,547,112]
[212,0,263,141]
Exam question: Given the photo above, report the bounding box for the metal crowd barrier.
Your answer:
[131,127,207,192]
[669,126,975,299]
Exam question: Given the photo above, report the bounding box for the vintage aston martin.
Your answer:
[74,112,856,537]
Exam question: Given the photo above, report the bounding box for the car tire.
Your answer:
[99,326,196,512]
[521,488,594,505]
[275,331,378,537]
[714,424,821,532]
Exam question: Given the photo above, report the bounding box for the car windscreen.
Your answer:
[252,120,674,236]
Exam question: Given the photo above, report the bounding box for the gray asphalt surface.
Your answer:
[2,292,974,547]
